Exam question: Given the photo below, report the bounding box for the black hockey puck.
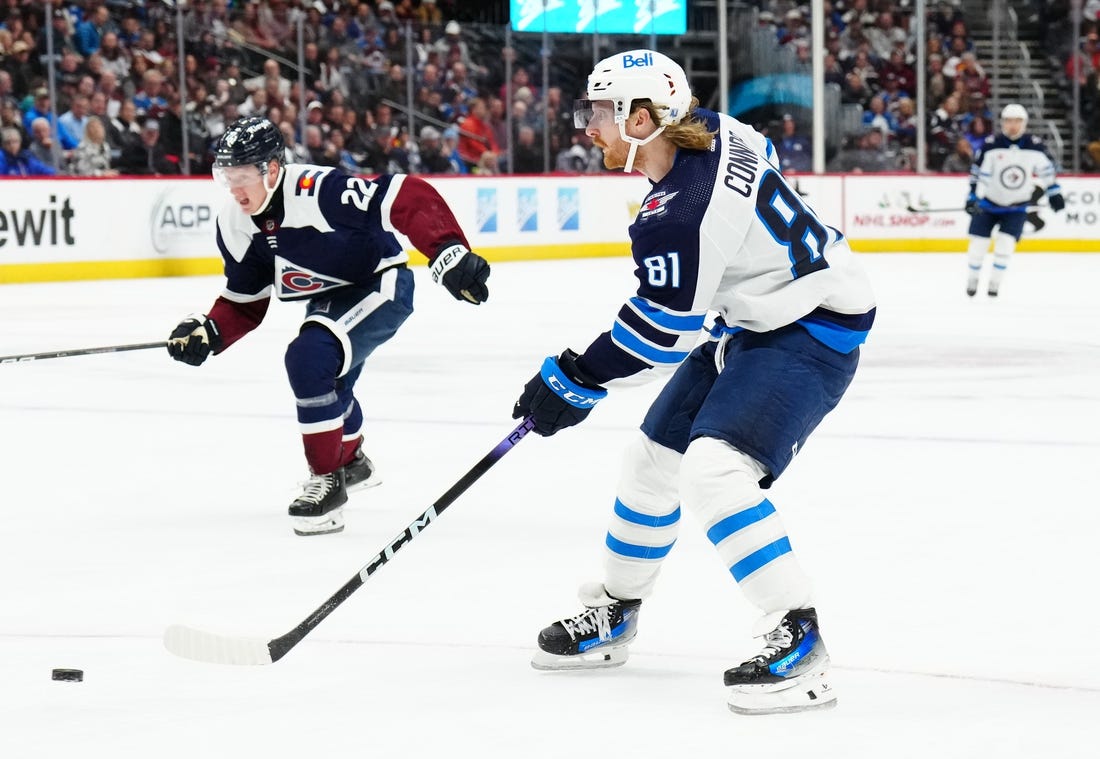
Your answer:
[51,668,83,682]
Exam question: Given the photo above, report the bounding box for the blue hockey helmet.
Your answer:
[214,116,285,170]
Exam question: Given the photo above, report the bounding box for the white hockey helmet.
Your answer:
[1001,103,1028,122]
[575,49,693,172]
[1000,103,1028,139]
[583,49,692,127]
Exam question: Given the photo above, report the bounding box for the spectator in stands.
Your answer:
[415,124,454,174]
[3,40,35,96]
[75,6,115,58]
[38,8,76,57]
[440,125,468,174]
[511,123,543,173]
[416,0,443,28]
[28,117,64,170]
[776,113,812,173]
[865,11,906,60]
[23,88,79,150]
[956,52,991,98]
[941,135,974,173]
[841,70,873,108]
[116,118,179,175]
[965,116,993,155]
[58,95,91,148]
[68,117,117,177]
[303,123,333,165]
[555,132,602,173]
[110,99,143,153]
[279,119,310,164]
[862,95,897,139]
[929,94,964,170]
[0,97,28,149]
[1,125,55,175]
[133,69,168,120]
[848,49,879,91]
[457,96,498,171]
[894,97,918,148]
[879,47,916,95]
[434,20,478,74]
[927,54,949,106]
[827,128,899,173]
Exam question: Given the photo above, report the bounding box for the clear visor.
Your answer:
[573,99,616,129]
[213,163,266,189]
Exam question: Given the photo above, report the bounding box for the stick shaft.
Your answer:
[266,417,537,661]
[0,341,166,364]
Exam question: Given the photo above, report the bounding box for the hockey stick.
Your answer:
[903,203,1045,214]
[164,416,538,666]
[0,341,166,364]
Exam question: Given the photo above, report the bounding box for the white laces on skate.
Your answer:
[753,621,795,663]
[298,473,336,505]
[561,606,613,642]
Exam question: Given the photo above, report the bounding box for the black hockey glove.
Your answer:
[430,243,490,304]
[965,192,979,216]
[513,349,607,437]
[1049,191,1066,212]
[167,315,223,366]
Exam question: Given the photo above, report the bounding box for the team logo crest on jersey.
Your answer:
[274,256,351,298]
[998,163,1028,190]
[296,170,323,196]
[639,191,679,220]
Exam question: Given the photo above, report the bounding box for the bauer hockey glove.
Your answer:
[513,349,608,437]
[167,315,223,366]
[430,243,490,304]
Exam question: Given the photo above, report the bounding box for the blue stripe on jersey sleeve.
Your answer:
[611,322,691,365]
[628,297,706,332]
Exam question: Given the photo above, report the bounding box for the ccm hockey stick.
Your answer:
[164,416,537,665]
[0,341,166,364]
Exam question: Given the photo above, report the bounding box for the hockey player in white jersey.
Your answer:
[511,50,875,715]
[965,103,1064,297]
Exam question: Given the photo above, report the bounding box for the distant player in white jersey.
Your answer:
[965,103,1064,297]
[166,117,490,536]
[511,50,876,715]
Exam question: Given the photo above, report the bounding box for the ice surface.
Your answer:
[2,253,1098,758]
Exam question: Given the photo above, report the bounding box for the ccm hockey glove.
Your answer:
[513,349,608,437]
[430,243,490,304]
[167,315,223,366]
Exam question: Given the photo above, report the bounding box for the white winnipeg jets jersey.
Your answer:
[971,133,1058,208]
[577,109,877,386]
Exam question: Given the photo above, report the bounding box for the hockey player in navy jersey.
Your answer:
[167,116,490,536]
[965,103,1064,297]
[511,50,876,714]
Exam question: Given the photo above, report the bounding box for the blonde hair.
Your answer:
[635,96,714,150]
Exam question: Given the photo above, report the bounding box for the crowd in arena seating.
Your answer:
[758,0,993,174]
[0,1,1052,179]
[0,0,604,177]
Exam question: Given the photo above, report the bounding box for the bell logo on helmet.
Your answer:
[622,52,654,68]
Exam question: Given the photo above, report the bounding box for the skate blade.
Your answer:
[345,474,382,495]
[292,509,345,536]
[727,671,837,715]
[530,645,630,671]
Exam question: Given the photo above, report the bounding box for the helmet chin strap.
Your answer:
[253,165,286,215]
[618,122,666,174]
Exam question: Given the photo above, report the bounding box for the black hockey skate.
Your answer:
[531,583,641,671]
[724,608,836,715]
[342,445,381,493]
[288,469,347,536]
